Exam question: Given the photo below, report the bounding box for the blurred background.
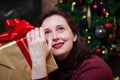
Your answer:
[0,0,58,33]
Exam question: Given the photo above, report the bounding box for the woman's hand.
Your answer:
[26,27,52,79]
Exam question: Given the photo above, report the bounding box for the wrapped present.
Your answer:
[0,18,58,80]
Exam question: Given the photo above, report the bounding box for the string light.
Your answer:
[102,50,106,54]
[71,2,76,11]
[105,12,109,17]
[82,15,87,19]
[85,29,88,32]
[88,36,91,39]
[110,47,113,51]
[87,40,91,44]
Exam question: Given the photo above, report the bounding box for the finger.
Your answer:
[48,39,53,51]
[26,32,31,43]
[26,32,33,52]
[39,27,46,41]
[34,28,40,38]
[30,29,35,40]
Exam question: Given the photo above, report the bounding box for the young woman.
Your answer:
[26,8,113,80]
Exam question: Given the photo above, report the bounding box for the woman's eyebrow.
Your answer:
[56,24,64,27]
[44,28,49,31]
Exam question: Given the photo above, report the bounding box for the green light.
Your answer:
[85,29,88,32]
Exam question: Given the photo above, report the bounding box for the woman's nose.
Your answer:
[52,32,59,41]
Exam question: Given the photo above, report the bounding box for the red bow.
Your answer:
[0,18,34,45]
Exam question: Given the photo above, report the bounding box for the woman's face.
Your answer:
[41,15,77,60]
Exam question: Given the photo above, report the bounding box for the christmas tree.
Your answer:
[56,0,120,60]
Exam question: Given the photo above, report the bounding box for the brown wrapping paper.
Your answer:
[0,39,58,80]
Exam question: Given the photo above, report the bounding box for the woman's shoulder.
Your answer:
[79,55,110,69]
[72,55,113,80]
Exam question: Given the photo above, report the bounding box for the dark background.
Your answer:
[0,0,41,33]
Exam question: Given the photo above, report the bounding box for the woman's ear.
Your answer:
[73,34,77,42]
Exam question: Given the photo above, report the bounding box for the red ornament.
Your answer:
[103,22,113,30]
[95,47,103,55]
[93,4,98,10]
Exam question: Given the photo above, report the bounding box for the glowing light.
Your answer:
[85,29,88,32]
[82,15,86,19]
[102,50,106,54]
[110,48,113,51]
[71,2,76,11]
[72,2,76,5]
[105,12,109,17]
[87,40,91,44]
[88,36,91,39]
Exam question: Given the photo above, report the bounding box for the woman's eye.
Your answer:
[58,27,64,31]
[45,31,50,36]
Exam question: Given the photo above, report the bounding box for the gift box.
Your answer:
[0,18,58,80]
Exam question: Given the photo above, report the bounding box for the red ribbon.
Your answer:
[16,37,32,69]
[0,18,34,44]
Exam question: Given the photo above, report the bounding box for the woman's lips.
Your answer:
[52,43,64,49]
